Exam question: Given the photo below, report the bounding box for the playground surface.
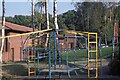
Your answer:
[1,58,120,80]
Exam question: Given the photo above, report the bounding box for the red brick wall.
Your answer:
[2,32,29,62]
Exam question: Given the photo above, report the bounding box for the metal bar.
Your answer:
[37,50,40,77]
[57,40,61,68]
[66,37,69,67]
[53,30,57,70]
[96,33,98,78]
[74,36,77,67]
[112,37,115,59]
[88,33,90,78]
[48,42,51,79]
[88,33,98,79]
[98,37,102,76]
[0,29,53,39]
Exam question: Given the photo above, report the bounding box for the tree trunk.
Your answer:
[45,0,50,47]
[53,0,59,29]
[32,0,34,32]
[0,0,5,63]
[104,15,107,46]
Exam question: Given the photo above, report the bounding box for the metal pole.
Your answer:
[66,37,68,68]
[57,40,61,68]
[48,42,51,79]
[37,50,40,77]
[99,37,102,76]
[74,36,76,67]
[53,30,57,70]
[112,36,115,59]
[85,38,88,56]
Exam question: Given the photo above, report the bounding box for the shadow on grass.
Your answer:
[2,63,27,76]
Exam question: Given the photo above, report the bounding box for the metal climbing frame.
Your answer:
[22,29,98,79]
[27,38,37,76]
[88,33,98,79]
[27,47,36,76]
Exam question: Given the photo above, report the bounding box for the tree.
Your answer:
[53,0,59,29]
[74,2,106,33]
[35,0,45,30]
[45,0,50,47]
[58,10,76,30]
[0,0,5,63]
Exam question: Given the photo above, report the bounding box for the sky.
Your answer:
[0,0,119,17]
[0,1,75,17]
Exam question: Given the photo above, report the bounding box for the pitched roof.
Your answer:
[0,20,33,32]
[5,22,32,32]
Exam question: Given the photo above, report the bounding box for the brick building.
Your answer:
[0,21,32,62]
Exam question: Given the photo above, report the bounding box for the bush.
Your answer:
[108,52,120,76]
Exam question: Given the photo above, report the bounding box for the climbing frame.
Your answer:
[88,33,98,79]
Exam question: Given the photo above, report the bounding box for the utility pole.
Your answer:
[0,0,5,64]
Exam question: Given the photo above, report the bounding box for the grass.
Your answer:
[61,46,119,62]
[2,63,27,78]
[61,49,87,62]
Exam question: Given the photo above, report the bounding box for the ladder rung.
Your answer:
[89,42,97,44]
[88,68,97,70]
[89,76,97,78]
[29,72,35,74]
[88,33,97,35]
[89,50,96,52]
[89,59,96,62]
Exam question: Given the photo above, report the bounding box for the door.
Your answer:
[11,48,14,62]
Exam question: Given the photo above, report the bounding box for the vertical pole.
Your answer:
[45,0,50,47]
[99,37,102,76]
[0,0,5,63]
[53,30,57,70]
[96,33,98,78]
[87,33,90,78]
[48,41,51,79]
[66,37,68,67]
[37,50,40,77]
[112,36,115,59]
[58,40,61,68]
[53,0,59,29]
[74,36,76,67]
[85,38,88,58]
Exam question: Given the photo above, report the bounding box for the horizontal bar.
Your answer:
[88,59,96,62]
[88,50,97,52]
[89,42,97,44]
[88,68,97,70]
[0,29,53,39]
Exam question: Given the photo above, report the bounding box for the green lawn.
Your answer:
[61,46,119,62]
